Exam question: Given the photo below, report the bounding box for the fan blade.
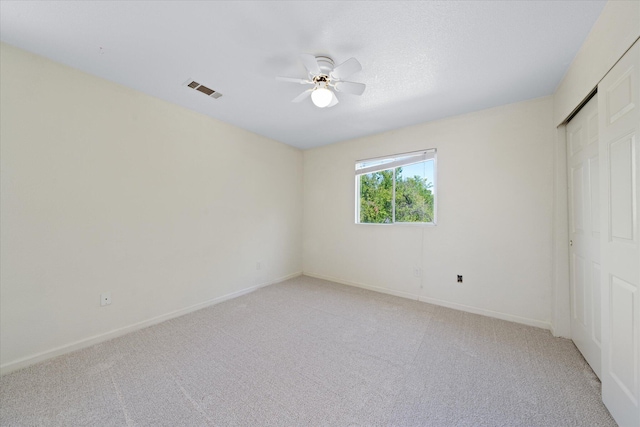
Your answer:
[334,81,366,96]
[276,76,312,84]
[327,90,339,108]
[331,57,362,79]
[292,89,313,103]
[300,54,321,76]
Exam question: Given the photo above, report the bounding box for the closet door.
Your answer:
[567,95,601,378]
[599,40,640,427]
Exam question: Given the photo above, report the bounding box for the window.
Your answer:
[355,149,436,224]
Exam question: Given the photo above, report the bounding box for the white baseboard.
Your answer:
[549,322,572,339]
[303,272,551,331]
[0,271,302,376]
[304,272,421,301]
[418,295,551,330]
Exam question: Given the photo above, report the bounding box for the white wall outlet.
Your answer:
[414,268,422,278]
[100,292,111,306]
[256,261,262,270]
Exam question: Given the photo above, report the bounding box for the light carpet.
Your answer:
[0,275,616,426]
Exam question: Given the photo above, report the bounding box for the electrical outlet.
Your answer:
[100,292,111,306]
[256,261,262,270]
[457,275,463,283]
[414,268,422,278]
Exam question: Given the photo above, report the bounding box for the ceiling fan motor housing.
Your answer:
[313,75,329,89]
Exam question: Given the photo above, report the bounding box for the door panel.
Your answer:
[607,68,635,124]
[598,40,640,427]
[571,165,585,232]
[610,275,636,402]
[567,94,601,378]
[593,262,602,345]
[589,156,600,235]
[609,134,635,242]
[573,254,587,325]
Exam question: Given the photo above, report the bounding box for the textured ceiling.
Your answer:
[0,1,606,149]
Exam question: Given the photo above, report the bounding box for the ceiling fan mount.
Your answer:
[276,53,366,108]
[314,56,335,75]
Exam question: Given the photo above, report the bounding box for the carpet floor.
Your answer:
[0,275,616,426]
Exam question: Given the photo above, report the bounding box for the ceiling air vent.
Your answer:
[183,79,222,99]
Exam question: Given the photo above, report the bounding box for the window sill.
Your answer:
[355,222,436,227]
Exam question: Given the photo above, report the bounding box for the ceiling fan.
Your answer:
[276,54,366,108]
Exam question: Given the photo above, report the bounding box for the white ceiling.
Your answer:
[0,1,606,149]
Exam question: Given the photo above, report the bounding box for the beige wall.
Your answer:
[303,97,555,327]
[0,43,303,372]
[554,0,640,125]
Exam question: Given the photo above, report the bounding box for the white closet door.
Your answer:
[598,39,640,427]
[567,95,602,378]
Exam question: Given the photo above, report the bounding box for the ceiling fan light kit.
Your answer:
[277,54,366,108]
[311,87,332,108]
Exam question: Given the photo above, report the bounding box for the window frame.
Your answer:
[355,149,437,226]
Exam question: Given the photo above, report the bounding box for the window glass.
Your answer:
[356,150,436,224]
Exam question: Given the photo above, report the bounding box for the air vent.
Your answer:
[196,85,215,96]
[183,79,222,99]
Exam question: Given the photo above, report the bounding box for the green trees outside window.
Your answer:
[358,164,434,224]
